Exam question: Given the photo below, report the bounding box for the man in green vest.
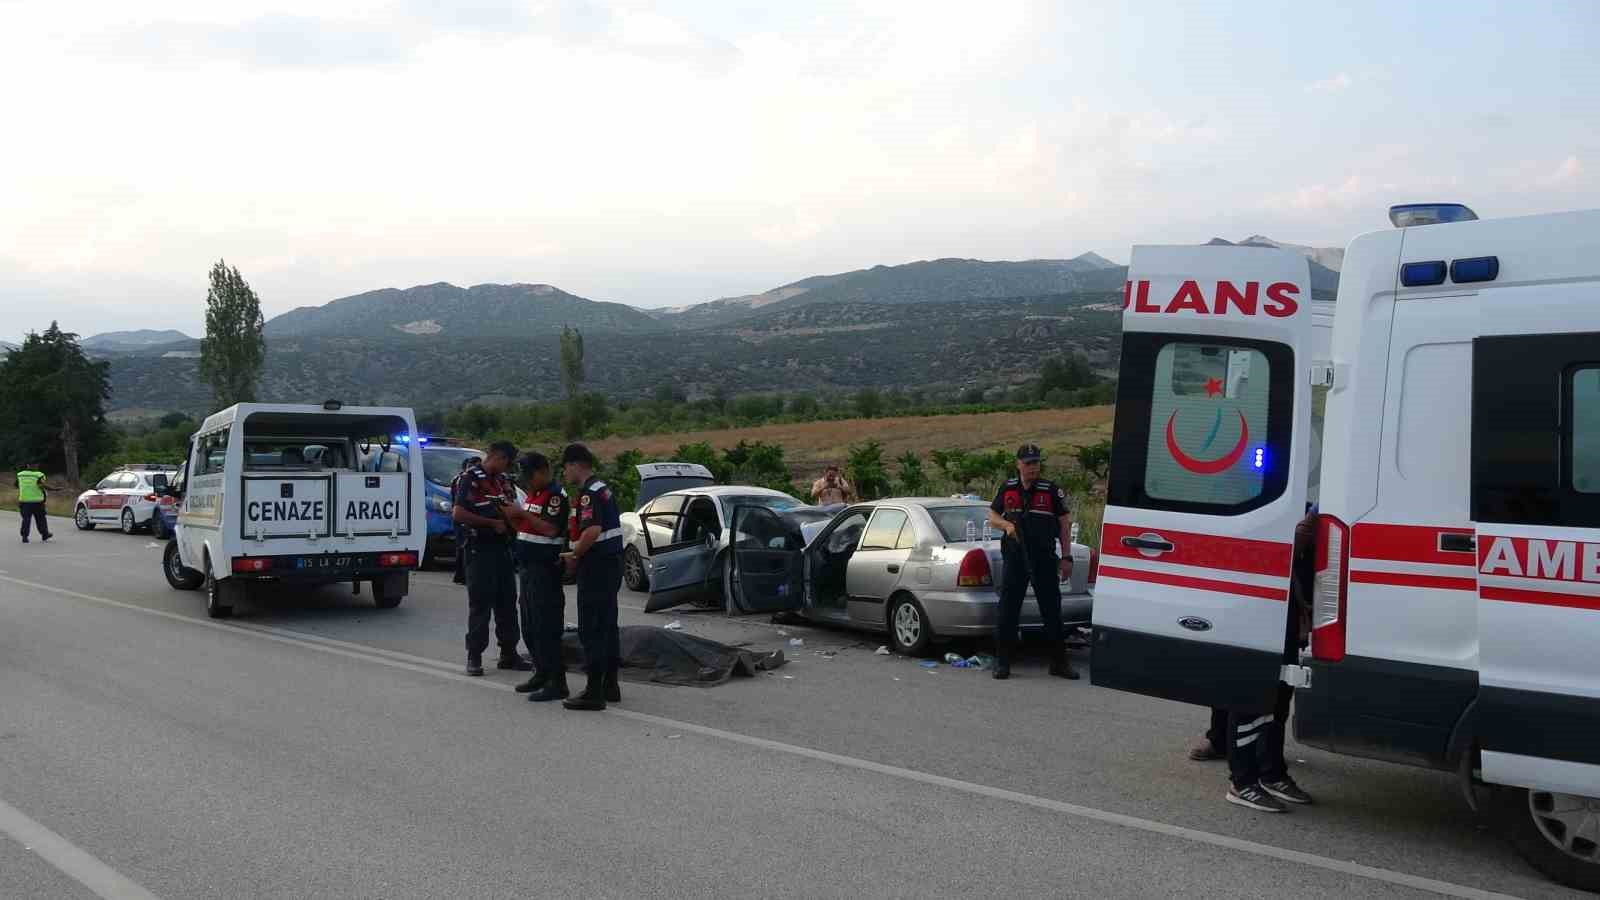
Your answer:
[15,464,52,543]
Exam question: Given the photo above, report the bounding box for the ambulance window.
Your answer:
[1107,333,1292,515]
[1570,367,1600,494]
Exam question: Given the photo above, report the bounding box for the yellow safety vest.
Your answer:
[16,470,46,503]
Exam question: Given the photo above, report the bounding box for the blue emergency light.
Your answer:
[395,434,430,445]
[1253,447,1265,470]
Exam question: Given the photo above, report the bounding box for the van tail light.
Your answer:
[232,557,272,574]
[1311,514,1349,662]
[378,552,418,568]
[1087,547,1099,584]
[956,548,993,587]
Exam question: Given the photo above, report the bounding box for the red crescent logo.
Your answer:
[1165,410,1249,474]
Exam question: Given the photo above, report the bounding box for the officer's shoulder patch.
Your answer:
[589,480,608,491]
[579,494,591,506]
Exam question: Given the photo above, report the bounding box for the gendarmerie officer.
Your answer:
[508,452,572,703]
[558,443,623,711]
[452,441,533,677]
[986,443,1077,681]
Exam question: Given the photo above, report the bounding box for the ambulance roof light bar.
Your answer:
[1388,203,1478,228]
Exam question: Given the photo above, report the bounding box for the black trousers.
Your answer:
[576,553,622,677]
[465,542,519,657]
[1227,683,1293,789]
[19,502,50,540]
[995,546,1063,656]
[517,551,566,677]
[453,525,469,581]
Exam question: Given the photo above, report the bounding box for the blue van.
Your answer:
[418,443,486,566]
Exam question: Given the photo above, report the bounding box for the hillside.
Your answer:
[82,329,193,351]
[104,292,1123,413]
[653,253,1125,330]
[264,282,661,338]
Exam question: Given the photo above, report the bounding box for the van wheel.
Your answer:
[203,560,235,619]
[121,508,138,535]
[373,579,403,609]
[888,594,933,657]
[75,506,95,530]
[163,542,203,591]
[624,546,649,592]
[1495,784,1600,891]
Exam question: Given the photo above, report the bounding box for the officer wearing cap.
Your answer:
[986,444,1077,681]
[452,441,532,677]
[558,443,624,711]
[508,452,572,703]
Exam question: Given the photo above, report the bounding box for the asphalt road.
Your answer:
[0,512,1586,899]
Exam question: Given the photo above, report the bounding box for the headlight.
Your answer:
[432,498,452,513]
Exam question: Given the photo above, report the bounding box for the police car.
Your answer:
[1092,204,1600,890]
[161,402,426,618]
[74,464,179,534]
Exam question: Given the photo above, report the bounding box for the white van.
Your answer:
[161,402,427,619]
[1091,206,1600,890]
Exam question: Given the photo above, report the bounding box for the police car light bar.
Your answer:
[1388,203,1478,228]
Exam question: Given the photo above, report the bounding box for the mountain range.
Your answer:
[86,237,1342,414]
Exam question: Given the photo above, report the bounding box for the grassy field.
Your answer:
[591,404,1114,545]
[590,405,1114,479]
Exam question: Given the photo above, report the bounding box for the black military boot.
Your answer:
[562,671,607,711]
[604,668,621,704]
[515,671,548,694]
[498,653,533,671]
[992,658,1011,680]
[465,654,485,677]
[528,672,569,702]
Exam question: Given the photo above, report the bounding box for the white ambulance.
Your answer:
[1091,204,1600,890]
[161,402,427,619]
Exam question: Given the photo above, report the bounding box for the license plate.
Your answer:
[289,555,368,571]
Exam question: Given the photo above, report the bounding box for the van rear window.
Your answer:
[1107,333,1293,516]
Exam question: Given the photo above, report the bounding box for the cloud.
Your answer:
[1537,155,1583,187]
[1305,72,1352,93]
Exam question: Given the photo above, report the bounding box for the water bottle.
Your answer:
[943,652,963,665]
[964,519,977,543]
[1070,522,1080,544]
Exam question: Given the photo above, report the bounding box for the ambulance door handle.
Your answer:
[1438,533,1475,553]
[1121,535,1174,553]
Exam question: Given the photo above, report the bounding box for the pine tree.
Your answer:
[0,323,112,484]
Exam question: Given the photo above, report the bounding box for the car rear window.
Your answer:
[927,505,994,543]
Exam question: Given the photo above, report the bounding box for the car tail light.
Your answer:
[144,493,159,502]
[378,552,418,568]
[232,557,272,573]
[956,548,992,587]
[1311,514,1349,662]
[1087,547,1099,584]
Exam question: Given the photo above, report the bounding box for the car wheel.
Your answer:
[120,508,137,535]
[1495,784,1600,891]
[203,556,235,619]
[888,594,934,657]
[623,545,649,592]
[163,541,203,591]
[75,505,95,530]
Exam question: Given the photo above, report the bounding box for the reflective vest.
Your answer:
[16,470,45,504]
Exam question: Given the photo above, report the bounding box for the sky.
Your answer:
[1,0,1596,341]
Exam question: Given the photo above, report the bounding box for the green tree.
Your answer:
[0,323,112,484]
[846,440,891,500]
[598,449,645,511]
[672,441,730,482]
[787,394,819,418]
[961,386,987,405]
[1037,352,1096,399]
[1074,439,1113,482]
[559,326,585,439]
[895,450,928,495]
[197,260,266,409]
[853,388,884,418]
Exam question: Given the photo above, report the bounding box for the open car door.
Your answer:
[728,505,805,614]
[1092,246,1315,712]
[641,508,715,613]
[1471,321,1600,794]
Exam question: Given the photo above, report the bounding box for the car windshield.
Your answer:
[927,504,996,543]
[721,494,802,513]
[423,448,485,486]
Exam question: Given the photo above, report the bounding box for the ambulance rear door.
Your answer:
[1092,247,1315,711]
[1469,241,1600,795]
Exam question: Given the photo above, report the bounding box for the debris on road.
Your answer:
[814,649,837,659]
[943,653,963,664]
[663,620,684,631]
[788,638,804,648]
[874,646,890,656]
[559,626,786,686]
[918,660,939,669]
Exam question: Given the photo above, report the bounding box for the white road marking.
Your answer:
[0,795,163,900]
[0,572,1523,900]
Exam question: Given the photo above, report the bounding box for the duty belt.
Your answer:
[516,533,564,545]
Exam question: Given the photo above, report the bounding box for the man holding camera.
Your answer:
[810,464,857,506]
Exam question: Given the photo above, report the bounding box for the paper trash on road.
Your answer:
[874,646,890,655]
[918,660,939,669]
[788,638,804,648]
[664,620,684,630]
